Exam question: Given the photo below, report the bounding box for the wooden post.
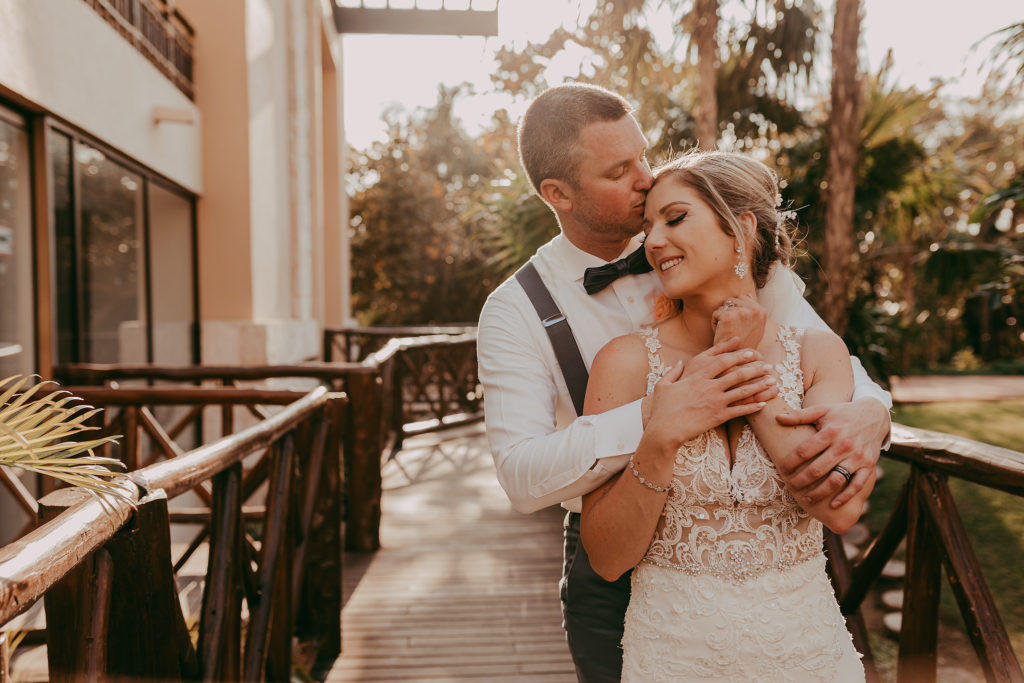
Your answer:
[387,353,406,453]
[222,401,234,438]
[243,435,295,681]
[344,371,383,551]
[899,465,942,682]
[919,472,1024,682]
[823,529,878,682]
[122,405,139,470]
[267,456,296,680]
[841,478,910,614]
[297,397,345,662]
[199,463,243,680]
[323,328,333,362]
[103,489,198,678]
[40,488,112,683]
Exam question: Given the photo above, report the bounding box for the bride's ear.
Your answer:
[736,211,757,245]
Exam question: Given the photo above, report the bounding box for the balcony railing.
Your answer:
[83,0,195,99]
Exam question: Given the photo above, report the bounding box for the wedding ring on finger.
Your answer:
[831,465,854,485]
[722,299,736,310]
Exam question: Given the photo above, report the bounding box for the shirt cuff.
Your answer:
[591,399,645,460]
[526,400,644,502]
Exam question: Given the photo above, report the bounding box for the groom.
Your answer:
[477,82,892,682]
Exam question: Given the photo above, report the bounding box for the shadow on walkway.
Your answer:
[326,424,575,682]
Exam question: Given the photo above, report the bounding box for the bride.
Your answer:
[580,150,871,682]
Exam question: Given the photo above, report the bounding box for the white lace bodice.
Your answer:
[638,325,823,584]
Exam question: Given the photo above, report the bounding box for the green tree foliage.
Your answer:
[348,86,504,324]
[978,20,1024,96]
[780,56,1023,376]
[348,1,1024,374]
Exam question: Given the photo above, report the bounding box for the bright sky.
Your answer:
[342,0,1021,149]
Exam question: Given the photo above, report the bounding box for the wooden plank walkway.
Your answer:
[325,424,577,682]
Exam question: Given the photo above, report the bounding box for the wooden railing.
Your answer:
[323,324,476,362]
[54,329,482,550]
[0,387,345,680]
[3,324,1022,680]
[0,327,482,677]
[829,425,1024,682]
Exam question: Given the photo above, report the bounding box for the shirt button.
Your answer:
[627,296,635,303]
[616,442,625,451]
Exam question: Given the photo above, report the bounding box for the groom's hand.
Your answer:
[774,398,890,508]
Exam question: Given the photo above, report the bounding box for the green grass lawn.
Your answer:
[864,399,1024,672]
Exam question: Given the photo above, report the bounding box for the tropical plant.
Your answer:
[345,1,1024,374]
[1,628,25,678]
[683,0,720,148]
[0,375,127,507]
[820,0,862,335]
[978,20,1024,96]
[465,171,556,285]
[348,85,500,324]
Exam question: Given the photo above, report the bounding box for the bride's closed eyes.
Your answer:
[666,211,688,226]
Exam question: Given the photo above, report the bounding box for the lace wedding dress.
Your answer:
[620,326,864,682]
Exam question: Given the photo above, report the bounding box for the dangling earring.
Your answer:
[734,243,748,279]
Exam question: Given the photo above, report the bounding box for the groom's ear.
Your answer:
[539,178,574,212]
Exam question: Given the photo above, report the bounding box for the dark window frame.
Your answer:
[0,102,38,376]
[44,116,200,368]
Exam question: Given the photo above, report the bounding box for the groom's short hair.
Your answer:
[518,83,632,195]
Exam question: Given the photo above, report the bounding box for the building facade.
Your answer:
[0,0,354,382]
[0,0,353,544]
[0,0,497,546]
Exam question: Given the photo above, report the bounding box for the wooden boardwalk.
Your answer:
[325,424,577,682]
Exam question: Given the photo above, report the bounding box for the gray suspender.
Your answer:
[515,262,589,417]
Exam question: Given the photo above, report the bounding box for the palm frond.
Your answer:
[2,627,27,662]
[0,375,129,506]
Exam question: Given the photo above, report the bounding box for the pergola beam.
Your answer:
[332,7,498,36]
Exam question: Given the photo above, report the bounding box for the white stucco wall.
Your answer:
[0,0,202,192]
[0,0,348,366]
[245,0,316,326]
[190,0,339,364]
[247,0,292,323]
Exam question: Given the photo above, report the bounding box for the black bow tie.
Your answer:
[582,245,654,295]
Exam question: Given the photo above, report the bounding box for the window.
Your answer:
[148,182,197,365]
[0,106,34,378]
[50,126,197,365]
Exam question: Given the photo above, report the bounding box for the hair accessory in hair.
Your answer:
[774,192,798,250]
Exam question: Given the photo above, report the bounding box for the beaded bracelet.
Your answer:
[628,452,671,493]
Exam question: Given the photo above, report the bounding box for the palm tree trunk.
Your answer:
[691,0,719,150]
[823,0,862,335]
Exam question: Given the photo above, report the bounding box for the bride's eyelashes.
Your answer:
[667,212,688,226]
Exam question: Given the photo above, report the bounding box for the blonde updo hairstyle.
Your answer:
[652,150,794,289]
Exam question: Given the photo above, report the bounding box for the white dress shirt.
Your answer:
[477,233,892,514]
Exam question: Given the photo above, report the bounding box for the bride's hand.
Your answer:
[640,337,779,452]
[712,294,766,350]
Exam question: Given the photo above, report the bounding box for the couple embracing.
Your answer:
[477,83,891,682]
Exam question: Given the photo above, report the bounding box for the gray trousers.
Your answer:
[560,512,632,683]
